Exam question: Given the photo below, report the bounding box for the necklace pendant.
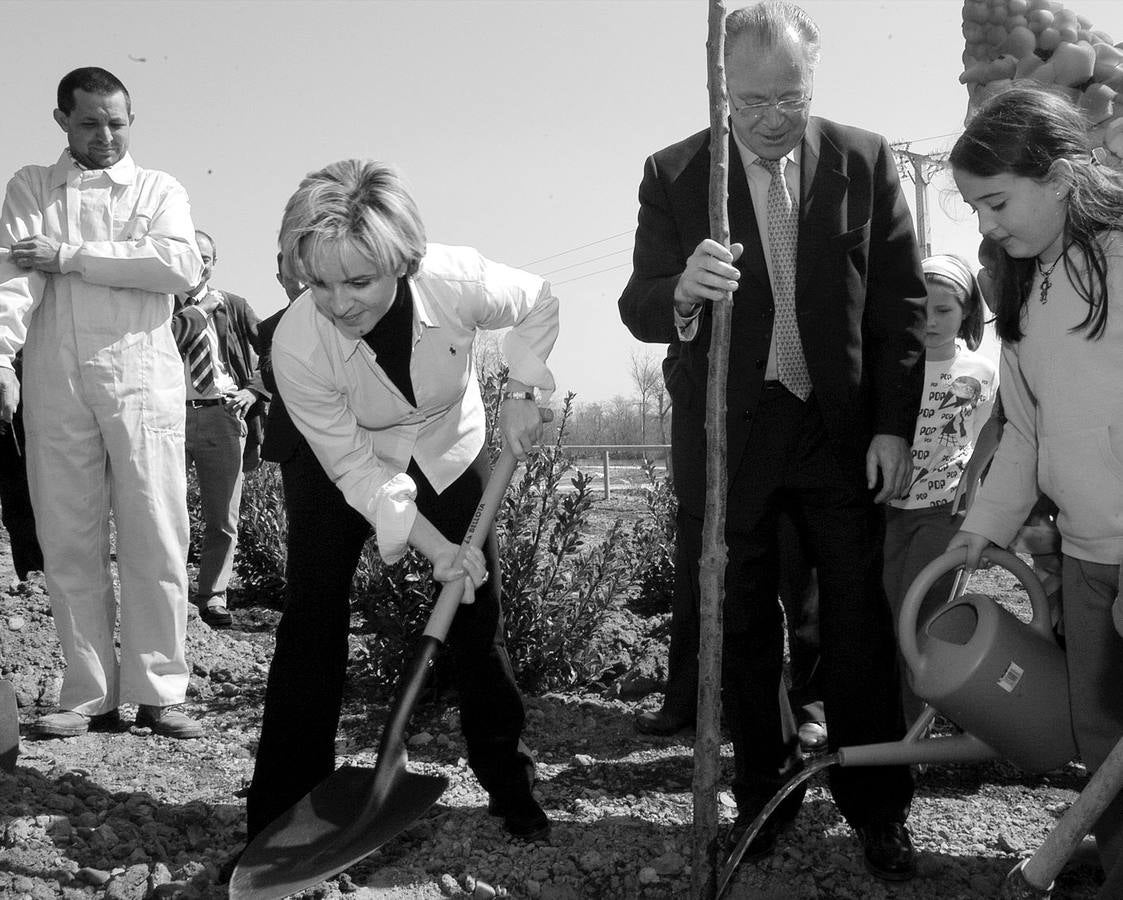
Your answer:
[1036,250,1065,305]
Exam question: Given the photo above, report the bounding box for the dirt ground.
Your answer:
[0,502,1109,899]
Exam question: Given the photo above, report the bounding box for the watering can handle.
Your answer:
[898,546,1054,681]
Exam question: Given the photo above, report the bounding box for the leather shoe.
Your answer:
[635,709,692,736]
[798,720,828,752]
[487,789,550,842]
[135,704,203,740]
[856,821,917,882]
[32,708,120,738]
[198,598,233,629]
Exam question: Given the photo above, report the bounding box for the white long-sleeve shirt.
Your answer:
[964,232,1123,563]
[0,150,201,369]
[273,243,559,562]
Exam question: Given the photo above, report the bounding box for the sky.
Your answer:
[4,0,1122,402]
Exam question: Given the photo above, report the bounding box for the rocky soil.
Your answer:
[0,501,1109,900]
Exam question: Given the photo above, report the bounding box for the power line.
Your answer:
[538,246,632,277]
[890,130,960,149]
[519,229,634,268]
[552,261,633,287]
[523,129,958,285]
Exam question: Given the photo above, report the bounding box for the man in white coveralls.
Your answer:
[0,66,204,740]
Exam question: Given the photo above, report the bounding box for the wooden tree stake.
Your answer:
[691,2,732,897]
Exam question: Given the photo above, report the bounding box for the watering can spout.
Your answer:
[838,732,1000,768]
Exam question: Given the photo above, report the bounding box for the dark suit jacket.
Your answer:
[618,117,927,516]
[171,289,267,468]
[257,304,304,466]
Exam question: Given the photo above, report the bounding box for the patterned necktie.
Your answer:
[758,157,812,401]
[186,298,216,394]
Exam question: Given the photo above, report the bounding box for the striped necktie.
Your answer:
[186,299,216,394]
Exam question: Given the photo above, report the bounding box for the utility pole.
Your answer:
[892,145,948,259]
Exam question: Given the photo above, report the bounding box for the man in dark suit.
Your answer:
[618,1,926,881]
[171,230,266,629]
[256,252,305,469]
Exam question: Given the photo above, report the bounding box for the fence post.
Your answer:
[602,449,611,499]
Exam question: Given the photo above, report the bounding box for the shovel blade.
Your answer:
[0,679,18,774]
[230,764,447,900]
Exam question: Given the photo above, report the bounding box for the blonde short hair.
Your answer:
[279,159,426,285]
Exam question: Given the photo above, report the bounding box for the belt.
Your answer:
[187,398,224,408]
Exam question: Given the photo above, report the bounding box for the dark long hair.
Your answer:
[949,86,1123,342]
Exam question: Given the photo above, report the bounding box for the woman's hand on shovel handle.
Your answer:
[409,514,487,605]
[429,540,486,605]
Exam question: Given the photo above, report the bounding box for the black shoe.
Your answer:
[198,599,233,629]
[635,709,692,736]
[723,774,807,864]
[856,821,917,882]
[487,790,550,842]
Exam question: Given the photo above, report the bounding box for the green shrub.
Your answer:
[185,462,287,601]
[495,395,635,693]
[350,543,447,693]
[350,374,634,697]
[213,366,667,698]
[234,463,288,598]
[627,458,678,617]
[186,470,202,564]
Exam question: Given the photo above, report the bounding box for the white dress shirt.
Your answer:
[273,243,559,563]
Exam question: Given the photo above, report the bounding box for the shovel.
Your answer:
[231,447,519,900]
[0,679,18,774]
[1000,578,1123,900]
[999,731,1123,899]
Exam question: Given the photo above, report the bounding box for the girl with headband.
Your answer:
[883,252,997,722]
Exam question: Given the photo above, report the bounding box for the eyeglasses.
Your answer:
[730,95,812,119]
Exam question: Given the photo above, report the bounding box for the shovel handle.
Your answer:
[1013,731,1123,892]
[421,447,518,642]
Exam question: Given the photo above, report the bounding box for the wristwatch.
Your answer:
[500,390,536,402]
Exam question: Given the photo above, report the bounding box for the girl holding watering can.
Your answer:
[948,85,1123,889]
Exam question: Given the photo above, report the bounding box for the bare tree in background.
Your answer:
[629,349,667,443]
[474,329,505,380]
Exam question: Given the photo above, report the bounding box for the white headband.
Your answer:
[923,255,974,297]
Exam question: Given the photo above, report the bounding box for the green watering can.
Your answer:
[898,546,1076,773]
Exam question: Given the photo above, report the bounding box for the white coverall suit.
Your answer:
[0,151,202,713]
